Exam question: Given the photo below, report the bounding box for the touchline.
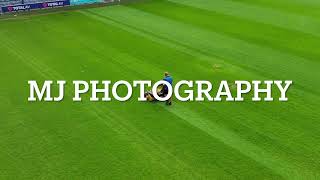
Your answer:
[27,80,293,102]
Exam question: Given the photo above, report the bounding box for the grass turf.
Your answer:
[0,0,320,179]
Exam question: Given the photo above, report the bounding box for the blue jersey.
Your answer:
[163,76,173,85]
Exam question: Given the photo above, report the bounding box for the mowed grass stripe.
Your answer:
[82,4,320,148]
[35,11,320,179]
[165,103,318,179]
[85,6,320,95]
[168,0,320,38]
[54,13,289,179]
[30,13,280,178]
[0,3,319,179]
[5,29,210,180]
[82,4,320,178]
[82,7,320,105]
[130,0,320,63]
[0,37,205,179]
[229,0,320,18]
[78,12,309,177]
[0,10,292,179]
[0,14,243,179]
[0,19,195,178]
[81,8,320,137]
[123,0,320,121]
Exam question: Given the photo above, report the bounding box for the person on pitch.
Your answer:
[162,72,173,105]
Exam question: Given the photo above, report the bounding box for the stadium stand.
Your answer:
[0,0,22,7]
[0,0,51,8]
[0,0,49,14]
[24,0,47,3]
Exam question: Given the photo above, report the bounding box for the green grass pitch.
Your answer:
[0,0,320,179]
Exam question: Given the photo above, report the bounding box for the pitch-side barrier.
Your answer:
[0,0,117,14]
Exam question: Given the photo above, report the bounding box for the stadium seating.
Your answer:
[24,0,47,4]
[0,0,49,8]
[0,0,22,7]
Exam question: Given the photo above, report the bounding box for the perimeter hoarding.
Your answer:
[70,0,104,5]
[1,0,70,13]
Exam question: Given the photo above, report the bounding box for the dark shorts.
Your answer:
[162,85,169,95]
